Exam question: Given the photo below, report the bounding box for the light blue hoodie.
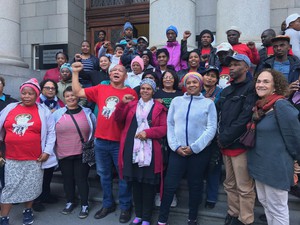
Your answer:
[167,93,217,154]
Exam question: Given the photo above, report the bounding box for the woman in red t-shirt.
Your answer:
[0,78,56,225]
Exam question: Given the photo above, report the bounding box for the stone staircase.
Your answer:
[51,167,300,225]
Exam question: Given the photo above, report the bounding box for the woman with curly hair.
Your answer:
[247,69,300,225]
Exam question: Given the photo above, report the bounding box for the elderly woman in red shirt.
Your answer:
[0,78,56,225]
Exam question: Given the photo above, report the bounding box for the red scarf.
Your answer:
[247,94,285,131]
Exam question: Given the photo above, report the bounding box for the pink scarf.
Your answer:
[132,98,154,167]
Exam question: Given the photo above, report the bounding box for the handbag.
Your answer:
[68,108,95,164]
[240,121,256,148]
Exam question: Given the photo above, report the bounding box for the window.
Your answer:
[32,44,40,70]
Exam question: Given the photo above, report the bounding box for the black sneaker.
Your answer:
[0,217,9,225]
[205,201,216,209]
[224,214,237,225]
[23,208,34,225]
[61,202,76,215]
[94,204,116,219]
[32,202,45,212]
[188,220,198,225]
[78,205,89,219]
[119,208,131,223]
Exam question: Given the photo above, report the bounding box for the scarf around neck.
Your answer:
[40,94,60,110]
[247,94,285,132]
[132,98,154,167]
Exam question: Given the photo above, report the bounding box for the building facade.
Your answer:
[0,0,299,97]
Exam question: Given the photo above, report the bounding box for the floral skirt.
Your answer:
[1,159,43,203]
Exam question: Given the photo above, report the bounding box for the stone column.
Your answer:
[0,0,28,68]
[149,0,196,49]
[216,0,270,44]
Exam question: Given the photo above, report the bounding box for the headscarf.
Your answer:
[182,72,203,87]
[140,78,156,92]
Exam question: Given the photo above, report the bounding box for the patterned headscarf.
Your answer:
[182,72,203,87]
[140,78,157,92]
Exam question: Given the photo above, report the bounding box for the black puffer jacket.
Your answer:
[217,78,257,149]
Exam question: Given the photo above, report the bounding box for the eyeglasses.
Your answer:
[163,76,174,80]
[43,86,56,91]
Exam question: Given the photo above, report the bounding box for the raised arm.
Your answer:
[71,62,86,98]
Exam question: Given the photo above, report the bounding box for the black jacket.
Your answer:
[0,94,18,111]
[258,47,269,63]
[255,55,300,83]
[217,78,257,149]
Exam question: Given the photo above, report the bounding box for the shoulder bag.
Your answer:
[68,108,95,164]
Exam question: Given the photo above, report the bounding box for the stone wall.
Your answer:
[19,0,85,69]
[194,0,300,44]
[270,0,300,34]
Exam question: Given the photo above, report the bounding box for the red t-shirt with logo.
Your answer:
[85,84,138,141]
[4,104,42,160]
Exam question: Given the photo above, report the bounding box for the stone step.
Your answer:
[51,168,300,224]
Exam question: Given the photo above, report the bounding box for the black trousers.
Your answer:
[158,148,210,223]
[35,166,55,202]
[132,181,156,222]
[58,156,90,205]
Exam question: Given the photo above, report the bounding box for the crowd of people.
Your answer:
[0,13,300,225]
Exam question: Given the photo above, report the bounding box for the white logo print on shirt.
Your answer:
[12,114,34,136]
[102,96,119,119]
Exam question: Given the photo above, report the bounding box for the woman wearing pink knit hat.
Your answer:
[0,78,56,225]
[125,56,145,88]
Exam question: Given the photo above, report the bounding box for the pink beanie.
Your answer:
[131,56,144,71]
[20,78,41,96]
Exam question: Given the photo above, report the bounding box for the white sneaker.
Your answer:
[171,194,178,207]
[154,193,161,207]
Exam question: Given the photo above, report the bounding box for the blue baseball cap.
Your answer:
[225,54,251,67]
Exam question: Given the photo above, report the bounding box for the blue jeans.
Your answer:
[206,159,222,203]
[94,138,132,210]
[206,140,222,203]
[158,148,210,223]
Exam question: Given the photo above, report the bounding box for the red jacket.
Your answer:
[114,99,167,180]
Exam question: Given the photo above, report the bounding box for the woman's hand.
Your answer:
[37,153,50,162]
[176,146,193,157]
[122,94,135,104]
[135,131,147,141]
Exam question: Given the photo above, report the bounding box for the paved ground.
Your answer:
[5,182,222,225]
[6,200,223,225]
[4,181,300,225]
